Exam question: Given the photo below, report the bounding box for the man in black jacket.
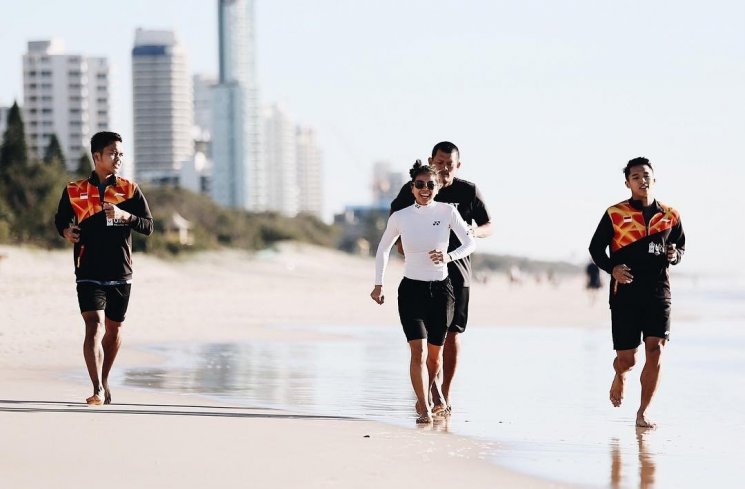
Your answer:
[390,142,492,414]
[55,131,153,405]
[589,157,685,428]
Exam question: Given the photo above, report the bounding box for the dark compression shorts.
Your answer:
[77,283,132,322]
[397,277,454,346]
[611,301,671,350]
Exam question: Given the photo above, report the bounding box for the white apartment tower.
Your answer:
[212,0,265,210]
[295,126,323,218]
[22,40,110,170]
[262,105,298,215]
[132,29,193,185]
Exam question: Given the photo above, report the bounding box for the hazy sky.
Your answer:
[1,0,743,274]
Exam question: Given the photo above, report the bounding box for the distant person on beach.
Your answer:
[372,161,475,423]
[390,141,492,414]
[589,157,685,428]
[54,131,153,406]
[585,261,602,304]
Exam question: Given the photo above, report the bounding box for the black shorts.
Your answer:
[611,301,671,350]
[76,283,132,322]
[397,277,454,346]
[449,283,469,333]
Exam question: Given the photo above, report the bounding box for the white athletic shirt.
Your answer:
[375,201,475,285]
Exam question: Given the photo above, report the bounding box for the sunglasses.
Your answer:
[413,180,437,190]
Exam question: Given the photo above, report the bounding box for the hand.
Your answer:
[667,243,677,263]
[370,285,384,305]
[103,202,131,223]
[428,249,449,265]
[63,225,80,244]
[612,264,633,284]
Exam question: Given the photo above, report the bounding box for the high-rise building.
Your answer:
[22,40,110,170]
[0,105,12,144]
[372,161,405,207]
[193,74,216,146]
[262,104,298,216]
[132,29,193,185]
[212,0,264,210]
[296,126,323,218]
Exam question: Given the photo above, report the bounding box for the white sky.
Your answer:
[0,0,743,274]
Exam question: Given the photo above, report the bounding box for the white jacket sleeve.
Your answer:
[374,213,401,286]
[447,207,476,262]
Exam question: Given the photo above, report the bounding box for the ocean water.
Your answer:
[118,280,745,488]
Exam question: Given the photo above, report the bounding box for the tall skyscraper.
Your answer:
[132,29,193,185]
[212,0,264,210]
[262,104,298,216]
[296,126,323,218]
[22,40,110,170]
[0,105,12,144]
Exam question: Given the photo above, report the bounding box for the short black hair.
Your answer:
[409,159,439,181]
[623,157,653,179]
[90,131,122,156]
[431,141,459,159]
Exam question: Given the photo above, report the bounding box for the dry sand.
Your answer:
[0,243,596,488]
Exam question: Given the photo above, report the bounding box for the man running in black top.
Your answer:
[55,131,153,405]
[390,142,492,413]
[589,157,685,428]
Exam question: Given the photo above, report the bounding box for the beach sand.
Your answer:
[0,243,599,488]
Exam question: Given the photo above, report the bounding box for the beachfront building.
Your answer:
[22,39,110,171]
[0,105,12,144]
[295,126,323,218]
[371,161,405,208]
[132,29,193,186]
[211,0,265,210]
[262,104,298,216]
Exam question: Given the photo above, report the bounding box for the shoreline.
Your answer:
[0,244,578,488]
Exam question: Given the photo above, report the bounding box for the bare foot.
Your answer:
[104,388,112,405]
[432,403,449,417]
[416,412,433,424]
[636,413,656,429]
[86,392,105,406]
[610,373,624,407]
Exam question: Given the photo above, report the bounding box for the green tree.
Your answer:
[0,103,29,211]
[74,151,92,179]
[0,101,69,245]
[43,134,66,168]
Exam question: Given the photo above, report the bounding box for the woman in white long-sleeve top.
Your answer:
[370,160,475,424]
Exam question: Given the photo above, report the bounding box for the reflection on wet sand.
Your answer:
[118,322,745,488]
[610,428,657,489]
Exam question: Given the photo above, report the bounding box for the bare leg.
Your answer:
[82,311,105,405]
[101,318,123,404]
[637,337,665,428]
[408,340,431,423]
[426,343,445,415]
[441,331,460,409]
[610,349,636,407]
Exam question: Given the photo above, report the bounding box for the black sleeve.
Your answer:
[471,185,491,225]
[589,211,614,274]
[128,186,154,236]
[389,183,413,215]
[54,187,73,237]
[669,219,685,265]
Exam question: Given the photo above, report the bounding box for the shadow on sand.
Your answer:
[0,399,354,421]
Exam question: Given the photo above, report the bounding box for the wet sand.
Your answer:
[2,243,733,487]
[0,244,577,488]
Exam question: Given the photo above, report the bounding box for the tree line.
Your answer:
[0,102,339,253]
[0,102,91,246]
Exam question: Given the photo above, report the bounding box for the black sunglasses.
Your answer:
[413,180,437,190]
